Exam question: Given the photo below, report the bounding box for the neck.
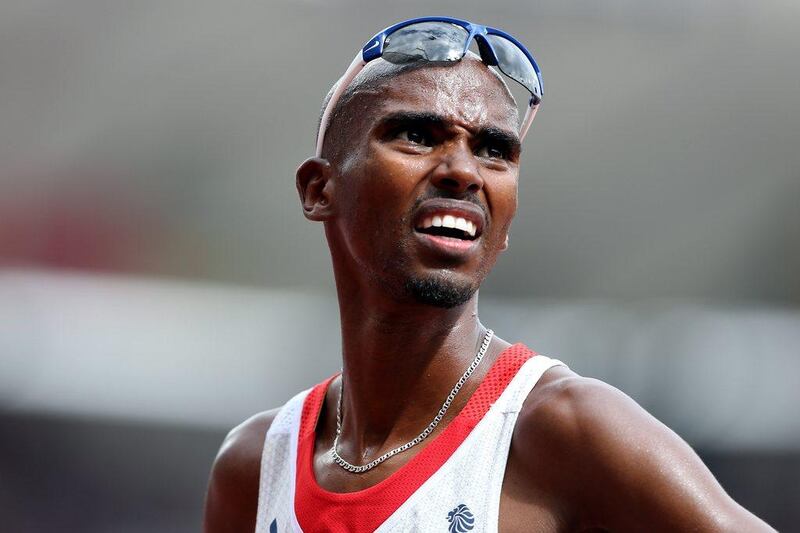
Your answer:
[334,277,488,457]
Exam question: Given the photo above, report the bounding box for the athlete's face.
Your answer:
[303,58,521,307]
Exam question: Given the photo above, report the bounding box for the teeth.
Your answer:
[420,213,478,237]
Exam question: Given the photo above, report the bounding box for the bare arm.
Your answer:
[514,368,776,532]
[203,409,278,533]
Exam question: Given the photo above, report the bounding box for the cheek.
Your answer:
[335,150,424,242]
[486,175,519,235]
[354,150,426,212]
[367,145,429,190]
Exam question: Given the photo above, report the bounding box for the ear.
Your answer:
[296,157,335,221]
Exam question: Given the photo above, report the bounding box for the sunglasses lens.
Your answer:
[383,22,468,64]
[485,35,541,101]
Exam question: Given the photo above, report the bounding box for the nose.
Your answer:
[429,140,484,195]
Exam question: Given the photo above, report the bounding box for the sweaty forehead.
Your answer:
[320,54,520,160]
[364,57,519,132]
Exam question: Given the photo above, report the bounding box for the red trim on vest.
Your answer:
[294,343,536,532]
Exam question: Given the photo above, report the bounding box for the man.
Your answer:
[204,17,774,532]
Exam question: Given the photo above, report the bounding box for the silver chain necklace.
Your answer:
[331,328,494,474]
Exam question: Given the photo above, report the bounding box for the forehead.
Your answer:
[366,60,519,133]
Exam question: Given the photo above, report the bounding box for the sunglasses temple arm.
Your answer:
[519,102,540,143]
[315,52,368,157]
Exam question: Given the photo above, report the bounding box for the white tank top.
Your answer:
[255,343,565,533]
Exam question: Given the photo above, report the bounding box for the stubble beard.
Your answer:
[368,245,480,309]
[403,273,478,309]
[381,235,488,309]
[369,237,480,309]
[362,215,488,309]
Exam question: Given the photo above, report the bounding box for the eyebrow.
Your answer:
[378,111,447,130]
[377,111,521,153]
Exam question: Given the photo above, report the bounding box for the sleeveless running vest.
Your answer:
[255,343,565,533]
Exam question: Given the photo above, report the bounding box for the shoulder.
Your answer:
[203,408,280,533]
[514,364,651,451]
[509,364,775,531]
[512,366,673,481]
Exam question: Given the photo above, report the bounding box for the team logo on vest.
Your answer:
[447,504,475,532]
[269,519,277,533]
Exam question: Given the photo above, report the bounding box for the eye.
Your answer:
[396,127,432,147]
[475,143,509,160]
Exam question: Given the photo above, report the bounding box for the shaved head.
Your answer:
[317,52,518,163]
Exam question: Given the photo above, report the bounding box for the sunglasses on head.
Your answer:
[315,16,544,157]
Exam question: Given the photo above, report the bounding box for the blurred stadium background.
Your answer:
[1,1,798,531]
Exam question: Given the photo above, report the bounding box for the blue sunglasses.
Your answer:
[315,16,544,157]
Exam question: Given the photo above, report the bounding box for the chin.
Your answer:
[403,272,478,309]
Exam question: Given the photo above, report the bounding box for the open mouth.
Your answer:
[415,215,479,241]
